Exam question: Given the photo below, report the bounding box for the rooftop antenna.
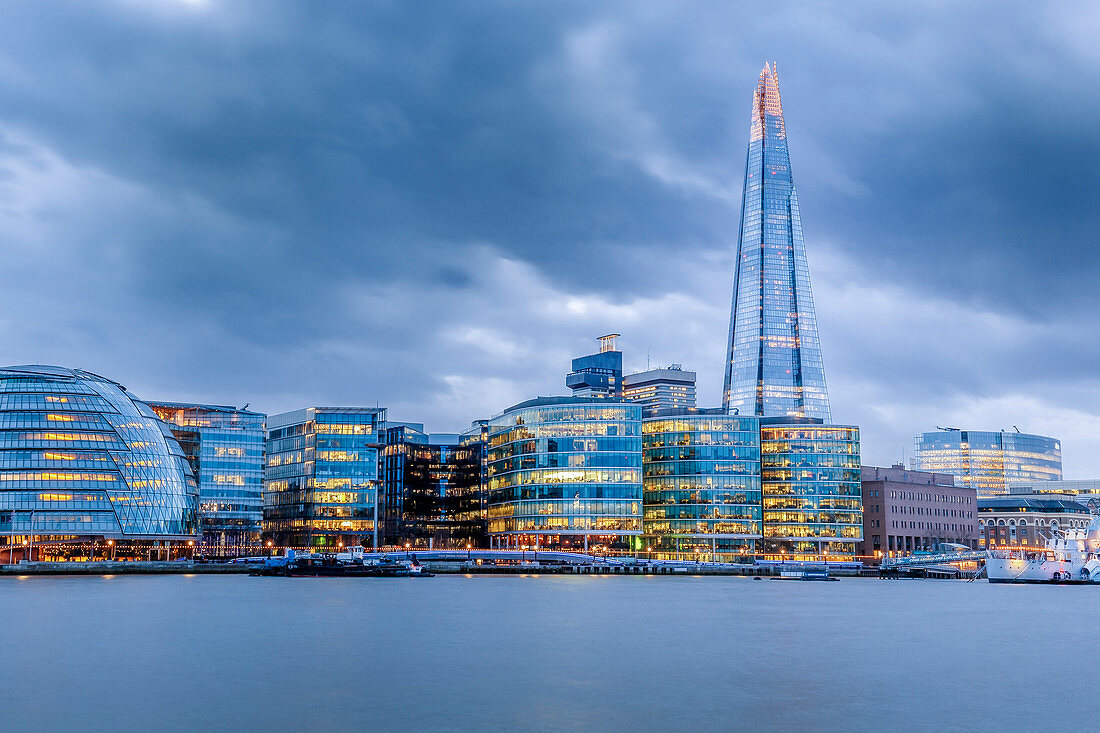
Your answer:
[597,333,621,353]
[242,403,250,411]
[1013,425,1021,433]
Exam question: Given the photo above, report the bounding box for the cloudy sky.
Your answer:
[0,1,1098,474]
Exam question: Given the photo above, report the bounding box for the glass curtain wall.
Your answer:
[642,410,761,561]
[761,420,862,558]
[487,397,642,552]
[264,407,384,549]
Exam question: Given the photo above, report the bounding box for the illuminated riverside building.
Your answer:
[0,365,197,561]
[978,495,1090,548]
[379,422,486,548]
[760,418,862,558]
[263,407,384,549]
[723,62,830,421]
[486,397,642,552]
[149,402,265,556]
[642,409,761,560]
[623,366,697,416]
[912,429,1062,498]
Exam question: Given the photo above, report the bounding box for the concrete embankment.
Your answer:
[2,560,864,577]
[1,561,251,575]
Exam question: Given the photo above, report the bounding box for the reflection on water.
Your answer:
[0,575,1092,731]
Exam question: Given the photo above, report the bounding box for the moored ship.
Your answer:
[987,514,1100,583]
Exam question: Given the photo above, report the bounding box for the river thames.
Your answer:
[0,574,1092,731]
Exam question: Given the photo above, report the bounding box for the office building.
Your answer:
[486,396,642,552]
[0,365,197,560]
[760,418,862,558]
[978,495,1091,548]
[623,366,697,416]
[722,62,831,420]
[379,422,486,548]
[913,429,1062,497]
[264,407,384,549]
[642,408,761,560]
[566,334,623,398]
[149,402,266,556]
[860,464,977,558]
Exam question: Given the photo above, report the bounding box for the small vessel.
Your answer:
[772,564,838,581]
[251,549,434,578]
[987,514,1100,583]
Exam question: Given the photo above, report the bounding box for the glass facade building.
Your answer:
[487,397,642,552]
[149,402,266,556]
[0,365,197,560]
[379,423,486,548]
[642,409,761,560]
[264,407,385,549]
[723,62,830,420]
[760,418,862,558]
[913,429,1063,498]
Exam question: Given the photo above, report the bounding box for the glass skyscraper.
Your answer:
[723,62,830,420]
[913,429,1062,498]
[264,407,385,548]
[149,402,266,556]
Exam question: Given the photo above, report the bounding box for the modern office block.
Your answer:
[566,334,623,398]
[641,408,761,560]
[760,417,862,558]
[0,365,197,560]
[149,402,266,556]
[913,429,1062,497]
[723,62,831,420]
[860,464,977,558]
[264,407,385,548]
[623,366,697,416]
[379,422,486,548]
[486,396,642,552]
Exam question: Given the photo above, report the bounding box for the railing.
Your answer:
[880,550,987,569]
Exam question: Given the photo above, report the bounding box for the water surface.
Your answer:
[0,574,1091,731]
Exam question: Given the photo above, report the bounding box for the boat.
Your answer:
[771,564,838,581]
[987,513,1100,583]
[251,549,434,578]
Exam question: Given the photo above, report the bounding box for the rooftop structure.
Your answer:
[566,335,623,398]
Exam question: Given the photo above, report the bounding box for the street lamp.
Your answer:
[108,539,115,561]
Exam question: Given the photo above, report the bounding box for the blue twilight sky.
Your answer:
[0,1,1098,475]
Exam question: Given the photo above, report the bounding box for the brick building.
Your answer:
[860,465,978,559]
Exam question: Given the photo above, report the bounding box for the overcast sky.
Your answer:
[1,1,1098,475]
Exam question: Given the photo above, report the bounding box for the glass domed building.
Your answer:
[0,366,198,560]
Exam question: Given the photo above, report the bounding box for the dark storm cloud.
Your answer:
[0,1,1098,471]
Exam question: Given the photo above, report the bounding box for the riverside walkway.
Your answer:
[1,551,865,576]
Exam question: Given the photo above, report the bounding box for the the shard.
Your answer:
[723,62,831,420]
